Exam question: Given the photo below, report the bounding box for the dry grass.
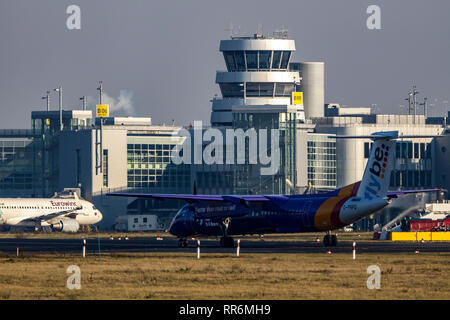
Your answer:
[0,231,375,242]
[0,251,449,300]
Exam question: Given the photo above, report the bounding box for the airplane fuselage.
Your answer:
[168,182,389,238]
[107,131,439,245]
[0,198,102,227]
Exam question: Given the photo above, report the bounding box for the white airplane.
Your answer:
[0,191,102,232]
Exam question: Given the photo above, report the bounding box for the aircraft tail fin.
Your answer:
[332,130,444,200]
[334,131,398,200]
[356,133,396,200]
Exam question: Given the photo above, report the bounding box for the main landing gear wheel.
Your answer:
[323,234,338,247]
[219,236,235,248]
[178,238,188,248]
[218,217,234,247]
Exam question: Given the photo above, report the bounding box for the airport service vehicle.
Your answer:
[108,131,441,247]
[407,218,450,232]
[0,191,102,232]
[114,214,165,232]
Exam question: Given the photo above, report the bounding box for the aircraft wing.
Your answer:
[386,188,442,198]
[106,193,271,203]
[107,193,275,219]
[108,189,443,202]
[19,207,83,223]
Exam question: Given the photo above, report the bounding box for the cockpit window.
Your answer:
[174,206,190,219]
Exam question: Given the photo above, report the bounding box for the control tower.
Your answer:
[211,32,304,127]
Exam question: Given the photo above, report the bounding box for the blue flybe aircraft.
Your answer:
[108,131,441,247]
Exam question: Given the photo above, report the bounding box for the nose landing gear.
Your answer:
[178,238,188,248]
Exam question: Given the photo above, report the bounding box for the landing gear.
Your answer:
[219,217,234,247]
[178,238,188,248]
[323,232,338,246]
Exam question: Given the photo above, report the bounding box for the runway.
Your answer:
[1,236,449,255]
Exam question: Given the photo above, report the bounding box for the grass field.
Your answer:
[0,230,376,242]
[0,250,449,300]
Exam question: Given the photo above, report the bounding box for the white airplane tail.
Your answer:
[333,130,441,200]
[357,132,396,200]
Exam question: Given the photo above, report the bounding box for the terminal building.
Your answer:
[0,129,34,197]
[0,32,449,231]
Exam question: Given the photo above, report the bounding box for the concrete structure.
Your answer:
[325,103,371,117]
[211,34,303,127]
[290,62,325,119]
[314,115,443,188]
[31,110,93,197]
[434,132,450,194]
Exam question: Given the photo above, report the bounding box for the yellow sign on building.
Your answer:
[96,104,109,117]
[292,92,303,105]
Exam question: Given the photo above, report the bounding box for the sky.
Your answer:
[0,0,449,129]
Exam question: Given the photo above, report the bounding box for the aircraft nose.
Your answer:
[168,219,178,236]
[169,216,195,237]
[96,210,103,222]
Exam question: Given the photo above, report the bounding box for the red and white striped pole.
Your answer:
[237,239,240,257]
[353,241,356,260]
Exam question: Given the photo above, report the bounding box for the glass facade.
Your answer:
[31,111,93,197]
[231,111,296,195]
[220,82,295,98]
[103,149,108,187]
[0,137,34,196]
[127,142,191,193]
[307,135,337,189]
[223,50,292,72]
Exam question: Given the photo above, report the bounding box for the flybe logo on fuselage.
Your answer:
[364,143,390,200]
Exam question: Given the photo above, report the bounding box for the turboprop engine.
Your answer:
[51,218,80,233]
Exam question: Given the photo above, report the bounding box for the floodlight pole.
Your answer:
[80,96,86,110]
[405,92,412,115]
[420,97,428,118]
[412,86,419,124]
[97,81,103,105]
[42,91,50,111]
[97,81,104,173]
[54,86,63,131]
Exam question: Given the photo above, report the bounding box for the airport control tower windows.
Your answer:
[224,51,236,71]
[246,51,258,69]
[280,51,291,69]
[220,82,295,98]
[222,50,292,71]
[246,83,274,97]
[220,82,296,98]
[259,51,272,69]
[274,83,294,97]
[234,51,246,71]
[219,83,245,97]
[272,51,282,69]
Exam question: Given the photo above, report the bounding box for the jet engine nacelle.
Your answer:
[51,218,80,233]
